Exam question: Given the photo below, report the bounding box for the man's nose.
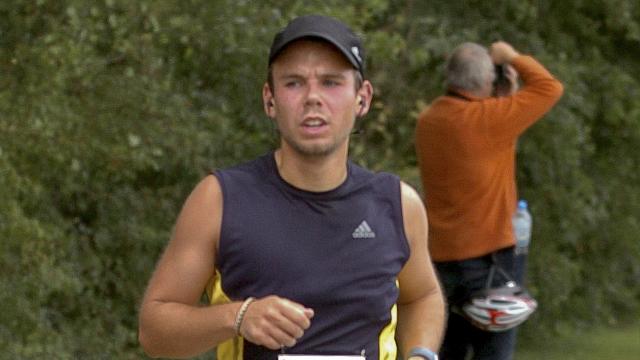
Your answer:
[304,81,323,107]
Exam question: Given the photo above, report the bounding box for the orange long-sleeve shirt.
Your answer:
[415,55,564,261]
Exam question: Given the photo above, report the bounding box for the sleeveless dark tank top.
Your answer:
[213,152,410,359]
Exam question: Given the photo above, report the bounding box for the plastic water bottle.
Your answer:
[512,200,532,255]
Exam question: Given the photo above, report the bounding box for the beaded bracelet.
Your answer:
[233,297,256,335]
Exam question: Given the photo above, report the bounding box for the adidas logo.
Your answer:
[352,220,376,239]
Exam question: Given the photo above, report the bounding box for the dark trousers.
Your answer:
[435,247,523,360]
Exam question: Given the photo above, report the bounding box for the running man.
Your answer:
[139,15,445,360]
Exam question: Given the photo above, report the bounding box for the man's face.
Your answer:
[264,39,370,158]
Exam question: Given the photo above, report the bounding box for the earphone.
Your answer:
[357,97,365,117]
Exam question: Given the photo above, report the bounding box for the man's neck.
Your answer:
[449,85,492,99]
[274,148,349,192]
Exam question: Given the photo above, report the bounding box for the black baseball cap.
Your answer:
[268,15,365,77]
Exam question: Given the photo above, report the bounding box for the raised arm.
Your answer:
[485,41,564,141]
[396,181,446,358]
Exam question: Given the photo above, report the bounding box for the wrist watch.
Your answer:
[408,347,439,360]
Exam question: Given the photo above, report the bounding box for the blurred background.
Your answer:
[1,0,639,358]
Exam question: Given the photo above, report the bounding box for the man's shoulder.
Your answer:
[348,160,399,182]
[212,152,274,190]
[419,94,470,118]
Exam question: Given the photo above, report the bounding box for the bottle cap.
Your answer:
[518,200,528,209]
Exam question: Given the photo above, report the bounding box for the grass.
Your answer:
[516,323,640,360]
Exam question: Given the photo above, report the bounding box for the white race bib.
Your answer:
[278,356,365,360]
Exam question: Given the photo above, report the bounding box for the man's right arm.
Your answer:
[486,41,564,141]
[138,175,312,358]
[138,175,240,358]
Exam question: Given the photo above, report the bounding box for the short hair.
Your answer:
[446,42,495,91]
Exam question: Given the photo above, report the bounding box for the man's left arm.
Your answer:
[396,181,446,359]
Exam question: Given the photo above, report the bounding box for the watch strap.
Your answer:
[408,347,439,360]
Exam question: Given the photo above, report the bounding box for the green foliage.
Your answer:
[1,0,639,357]
[517,323,640,360]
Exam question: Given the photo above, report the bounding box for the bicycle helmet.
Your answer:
[459,281,538,332]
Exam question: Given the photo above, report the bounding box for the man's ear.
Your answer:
[355,80,374,117]
[262,83,276,118]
